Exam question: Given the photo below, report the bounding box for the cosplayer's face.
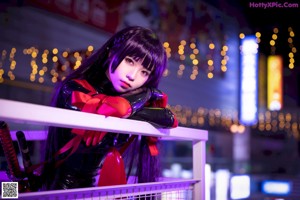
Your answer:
[107,56,152,93]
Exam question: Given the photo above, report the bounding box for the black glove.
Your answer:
[130,107,178,128]
[121,87,163,115]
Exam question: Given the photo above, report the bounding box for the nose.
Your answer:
[126,69,138,81]
[126,74,134,81]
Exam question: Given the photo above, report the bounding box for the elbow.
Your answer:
[171,115,178,128]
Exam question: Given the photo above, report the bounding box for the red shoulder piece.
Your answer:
[73,79,97,93]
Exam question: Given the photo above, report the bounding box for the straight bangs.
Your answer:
[110,26,167,87]
[127,43,156,72]
[112,42,166,87]
[111,41,154,69]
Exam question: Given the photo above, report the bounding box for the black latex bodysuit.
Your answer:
[41,77,177,190]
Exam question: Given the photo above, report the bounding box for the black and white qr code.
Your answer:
[1,182,18,199]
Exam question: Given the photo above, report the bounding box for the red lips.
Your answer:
[120,81,131,89]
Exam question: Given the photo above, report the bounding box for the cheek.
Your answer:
[110,76,118,85]
[137,77,148,87]
[114,65,127,77]
[111,67,122,80]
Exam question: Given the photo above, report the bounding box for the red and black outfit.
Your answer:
[41,76,178,190]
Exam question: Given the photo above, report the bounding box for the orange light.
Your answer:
[267,55,283,110]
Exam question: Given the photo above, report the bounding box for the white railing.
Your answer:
[0,98,208,200]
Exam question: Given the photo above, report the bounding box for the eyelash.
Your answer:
[142,71,150,76]
[125,57,134,65]
[125,57,150,76]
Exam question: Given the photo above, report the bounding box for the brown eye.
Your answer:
[125,57,134,65]
[141,70,150,77]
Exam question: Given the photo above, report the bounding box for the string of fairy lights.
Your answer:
[0,28,299,138]
[287,27,296,69]
[170,105,299,139]
[163,37,229,79]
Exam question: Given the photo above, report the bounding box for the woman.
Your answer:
[41,26,178,190]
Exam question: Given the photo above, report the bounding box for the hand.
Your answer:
[149,88,164,101]
[122,87,163,101]
[120,87,152,115]
[149,88,168,108]
[97,96,132,118]
[83,131,107,146]
[94,88,167,119]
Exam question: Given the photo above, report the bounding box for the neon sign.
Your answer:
[239,36,258,125]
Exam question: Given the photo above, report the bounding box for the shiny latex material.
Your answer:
[71,79,132,118]
[131,107,178,128]
[121,87,169,115]
[43,134,124,190]
[70,80,132,136]
[42,79,177,190]
[97,147,126,186]
[98,96,132,118]
[121,87,152,115]
[151,91,168,108]
[64,80,177,129]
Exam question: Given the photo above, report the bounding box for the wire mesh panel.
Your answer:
[18,179,197,200]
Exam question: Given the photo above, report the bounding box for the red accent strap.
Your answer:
[172,115,179,128]
[146,136,159,156]
[53,135,82,167]
[70,80,106,135]
[28,79,160,177]
[120,135,160,157]
[26,135,83,173]
[28,79,104,172]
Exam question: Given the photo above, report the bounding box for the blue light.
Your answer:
[239,35,258,125]
[261,180,292,195]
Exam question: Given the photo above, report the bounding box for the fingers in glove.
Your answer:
[97,97,131,118]
[150,88,164,101]
[98,132,107,144]
[92,132,106,146]
[83,132,88,143]
[85,131,95,147]
[83,131,107,146]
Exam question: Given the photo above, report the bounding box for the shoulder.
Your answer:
[62,79,92,95]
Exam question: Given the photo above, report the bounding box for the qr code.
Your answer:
[1,182,18,199]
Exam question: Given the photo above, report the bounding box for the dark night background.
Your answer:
[218,0,300,107]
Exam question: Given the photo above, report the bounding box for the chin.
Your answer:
[115,87,127,93]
